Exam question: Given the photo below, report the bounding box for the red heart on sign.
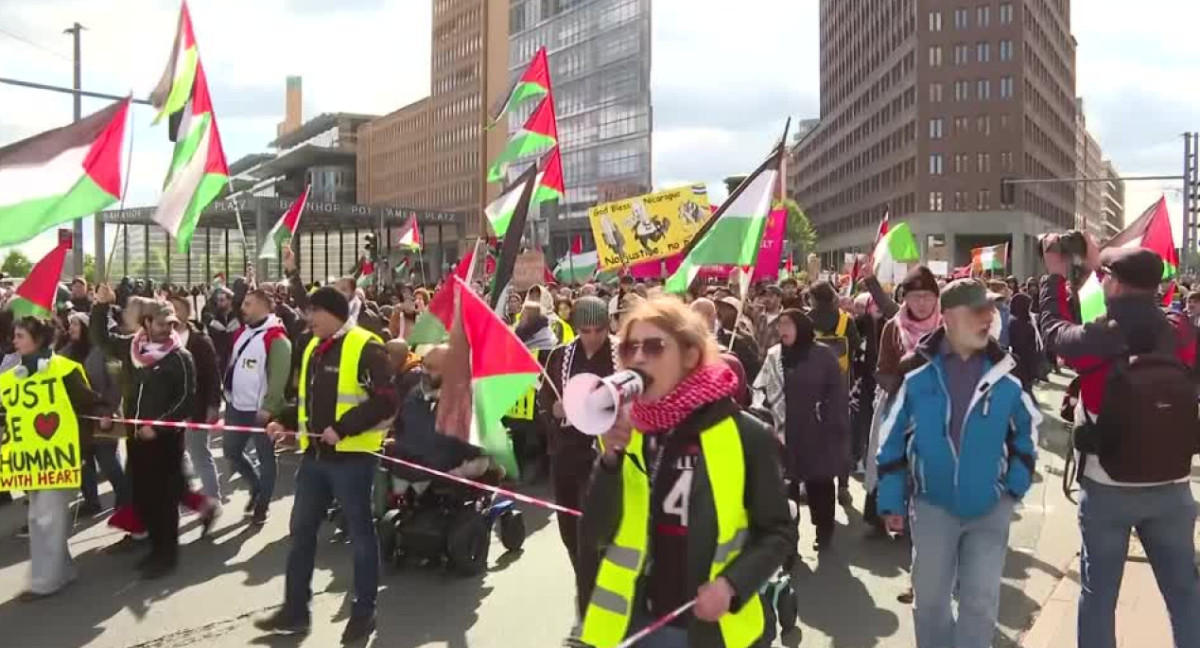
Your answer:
[34,412,60,441]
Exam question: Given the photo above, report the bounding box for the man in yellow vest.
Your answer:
[257,287,396,644]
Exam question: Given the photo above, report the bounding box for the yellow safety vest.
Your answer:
[297,327,387,453]
[559,319,576,345]
[580,417,765,648]
[0,355,88,492]
[815,310,851,375]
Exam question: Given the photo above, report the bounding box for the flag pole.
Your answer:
[225,178,250,272]
[418,245,428,287]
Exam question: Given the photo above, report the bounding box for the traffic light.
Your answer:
[364,233,376,260]
[1000,177,1015,206]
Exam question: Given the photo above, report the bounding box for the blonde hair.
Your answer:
[618,296,720,368]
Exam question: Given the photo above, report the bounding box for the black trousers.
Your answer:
[551,448,599,616]
[128,430,184,563]
[798,479,836,543]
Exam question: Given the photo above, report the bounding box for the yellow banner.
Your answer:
[588,184,712,270]
[0,375,82,492]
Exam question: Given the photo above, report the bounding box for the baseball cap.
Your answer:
[1100,247,1163,291]
[940,279,990,312]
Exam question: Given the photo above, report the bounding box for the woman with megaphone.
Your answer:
[573,297,795,648]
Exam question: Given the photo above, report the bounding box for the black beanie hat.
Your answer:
[900,266,940,296]
[309,286,350,322]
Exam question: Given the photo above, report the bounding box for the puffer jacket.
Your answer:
[876,328,1040,520]
[580,398,795,648]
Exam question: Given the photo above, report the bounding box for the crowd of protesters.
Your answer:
[1,232,1198,648]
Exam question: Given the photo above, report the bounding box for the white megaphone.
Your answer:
[563,369,646,436]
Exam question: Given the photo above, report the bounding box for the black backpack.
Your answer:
[1079,350,1199,483]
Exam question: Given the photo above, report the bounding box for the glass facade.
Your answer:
[507,0,651,255]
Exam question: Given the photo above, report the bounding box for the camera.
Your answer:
[1037,229,1089,283]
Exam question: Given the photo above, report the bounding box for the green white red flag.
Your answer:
[664,138,784,294]
[487,95,558,183]
[396,216,421,250]
[259,185,309,260]
[487,46,550,129]
[972,243,1008,273]
[151,2,229,253]
[0,98,130,247]
[1082,196,1179,321]
[484,146,563,237]
[10,241,70,318]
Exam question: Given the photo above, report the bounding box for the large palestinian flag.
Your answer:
[487,95,558,183]
[1081,196,1178,322]
[487,46,550,129]
[484,146,563,237]
[0,98,130,247]
[150,2,229,253]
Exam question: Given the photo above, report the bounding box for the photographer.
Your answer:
[1038,233,1200,648]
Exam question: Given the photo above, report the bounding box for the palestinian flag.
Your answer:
[485,147,563,237]
[0,98,130,247]
[487,95,558,183]
[665,137,784,294]
[10,242,70,318]
[1105,196,1178,278]
[872,220,920,272]
[439,277,540,478]
[259,185,309,260]
[396,216,421,250]
[1079,272,1106,323]
[489,165,539,310]
[406,279,456,346]
[553,250,598,284]
[356,259,375,287]
[487,46,550,129]
[972,243,1007,273]
[151,4,228,253]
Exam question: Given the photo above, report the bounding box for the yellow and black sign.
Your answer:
[0,357,84,492]
[588,185,712,270]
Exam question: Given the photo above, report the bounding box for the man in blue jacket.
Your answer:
[877,278,1040,648]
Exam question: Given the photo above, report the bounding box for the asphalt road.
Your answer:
[0,376,1079,648]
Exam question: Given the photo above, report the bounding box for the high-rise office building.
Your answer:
[790,0,1081,276]
[1101,158,1125,239]
[358,0,510,247]
[506,0,652,259]
[1074,98,1107,241]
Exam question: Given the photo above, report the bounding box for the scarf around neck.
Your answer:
[131,329,182,369]
[896,305,942,354]
[631,362,740,433]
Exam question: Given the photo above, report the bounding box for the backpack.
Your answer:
[815,310,851,375]
[1081,350,1199,483]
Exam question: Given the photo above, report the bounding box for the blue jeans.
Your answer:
[222,409,276,510]
[629,614,689,648]
[284,453,379,619]
[80,441,129,509]
[186,426,222,500]
[911,496,1014,648]
[1077,478,1200,648]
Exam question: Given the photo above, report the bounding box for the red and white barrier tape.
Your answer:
[82,415,583,517]
[614,600,696,648]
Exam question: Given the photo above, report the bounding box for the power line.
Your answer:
[0,26,72,63]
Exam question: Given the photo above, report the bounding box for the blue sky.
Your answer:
[1,0,1195,263]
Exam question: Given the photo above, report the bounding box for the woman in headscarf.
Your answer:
[1007,292,1045,392]
[576,297,794,648]
[754,309,850,552]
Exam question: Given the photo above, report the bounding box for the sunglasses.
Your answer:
[619,337,668,361]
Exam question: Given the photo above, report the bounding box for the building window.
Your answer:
[977,115,992,135]
[955,116,969,135]
[928,46,943,67]
[999,40,1013,61]
[929,10,943,31]
[977,79,991,100]
[999,2,1013,24]
[929,191,945,211]
[930,154,945,175]
[1000,76,1014,98]
[955,80,970,101]
[1000,151,1013,170]
[978,5,991,27]
[929,83,944,102]
[955,8,970,28]
[930,118,945,139]
[954,191,967,210]
[977,42,990,63]
[956,43,972,65]
[977,152,991,173]
[978,189,992,210]
[955,153,970,174]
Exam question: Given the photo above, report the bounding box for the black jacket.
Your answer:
[90,304,197,432]
[278,328,396,458]
[580,398,795,648]
[183,324,222,422]
[717,327,762,385]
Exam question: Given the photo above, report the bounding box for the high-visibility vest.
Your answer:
[297,327,386,453]
[815,310,851,375]
[559,319,576,345]
[0,355,87,491]
[580,417,765,648]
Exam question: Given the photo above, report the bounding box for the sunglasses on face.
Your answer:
[619,337,668,361]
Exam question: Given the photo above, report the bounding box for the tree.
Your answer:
[723,175,749,196]
[1,250,32,278]
[780,198,817,260]
[83,254,96,285]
